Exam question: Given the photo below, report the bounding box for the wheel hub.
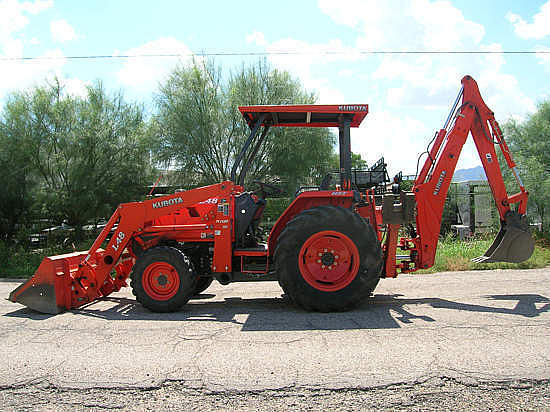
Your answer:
[321,252,335,266]
[298,230,360,292]
[156,274,168,286]
[142,262,180,301]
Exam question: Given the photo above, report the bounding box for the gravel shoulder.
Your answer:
[2,379,550,411]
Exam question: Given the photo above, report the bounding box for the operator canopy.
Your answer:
[239,104,369,128]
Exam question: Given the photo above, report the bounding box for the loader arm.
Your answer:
[9,181,236,313]
[411,75,533,269]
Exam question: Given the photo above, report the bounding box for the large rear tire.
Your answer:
[130,246,197,312]
[274,205,382,312]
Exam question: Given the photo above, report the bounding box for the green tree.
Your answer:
[2,79,152,239]
[503,101,550,233]
[0,101,37,242]
[328,152,369,171]
[152,59,335,193]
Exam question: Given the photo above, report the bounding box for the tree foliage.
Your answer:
[0,105,36,241]
[503,101,550,233]
[327,151,369,171]
[152,59,335,192]
[0,79,152,240]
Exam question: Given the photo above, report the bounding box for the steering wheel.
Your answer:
[251,180,283,199]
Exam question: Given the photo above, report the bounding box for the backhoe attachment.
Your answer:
[411,75,534,271]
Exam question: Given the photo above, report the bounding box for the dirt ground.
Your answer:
[2,379,550,411]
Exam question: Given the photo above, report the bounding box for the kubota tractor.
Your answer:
[9,75,535,314]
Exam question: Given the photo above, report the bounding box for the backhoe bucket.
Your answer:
[8,251,88,314]
[472,211,534,264]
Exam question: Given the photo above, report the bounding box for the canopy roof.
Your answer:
[239,104,368,128]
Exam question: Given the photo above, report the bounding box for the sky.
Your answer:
[1,0,549,176]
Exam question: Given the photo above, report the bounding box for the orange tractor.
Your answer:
[9,75,534,314]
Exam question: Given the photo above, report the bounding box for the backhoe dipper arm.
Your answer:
[412,75,532,269]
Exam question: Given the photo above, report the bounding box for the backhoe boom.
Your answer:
[411,75,532,269]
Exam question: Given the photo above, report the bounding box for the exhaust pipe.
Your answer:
[472,211,534,264]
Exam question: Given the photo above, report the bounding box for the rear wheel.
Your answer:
[274,205,382,312]
[130,246,197,312]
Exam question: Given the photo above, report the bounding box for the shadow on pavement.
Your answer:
[4,293,550,331]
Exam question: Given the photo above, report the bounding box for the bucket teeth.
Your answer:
[472,211,534,264]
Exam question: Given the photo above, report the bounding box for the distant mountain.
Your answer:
[452,165,487,182]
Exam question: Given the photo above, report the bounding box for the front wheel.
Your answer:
[130,246,197,312]
[274,205,382,312]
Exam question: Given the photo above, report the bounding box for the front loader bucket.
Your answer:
[8,251,88,314]
[472,211,535,264]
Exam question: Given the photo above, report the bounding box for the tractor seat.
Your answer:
[235,193,266,240]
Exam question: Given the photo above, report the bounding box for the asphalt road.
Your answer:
[1,268,549,395]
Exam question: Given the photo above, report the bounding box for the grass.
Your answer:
[418,233,550,273]
[0,246,50,278]
[0,239,94,279]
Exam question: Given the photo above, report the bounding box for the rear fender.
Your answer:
[267,191,355,255]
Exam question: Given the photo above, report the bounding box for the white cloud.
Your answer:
[0,0,72,101]
[1,0,37,41]
[244,1,534,174]
[318,1,534,118]
[353,109,485,175]
[325,0,489,108]
[353,110,431,175]
[315,0,533,172]
[0,0,52,41]
[50,19,77,43]
[63,77,90,98]
[21,0,53,14]
[535,45,550,71]
[407,0,485,49]
[338,69,353,77]
[116,37,194,92]
[372,43,535,117]
[507,1,550,39]
[0,48,66,97]
[0,1,87,103]
[318,0,484,51]
[247,33,362,103]
[246,31,266,46]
